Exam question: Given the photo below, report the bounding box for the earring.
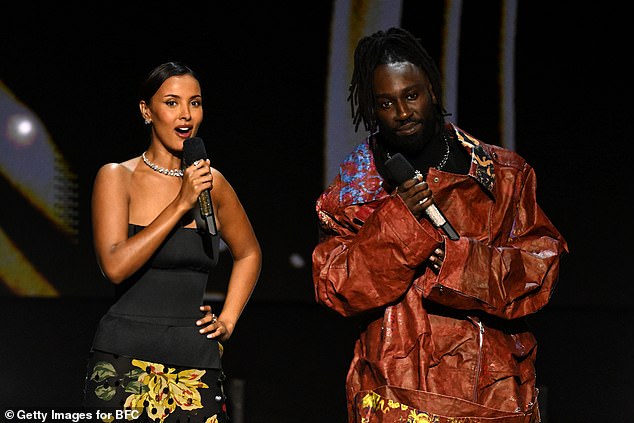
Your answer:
[144,118,151,125]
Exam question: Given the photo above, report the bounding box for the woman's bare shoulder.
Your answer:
[94,157,141,188]
[97,157,139,176]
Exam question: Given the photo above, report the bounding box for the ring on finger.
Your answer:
[193,160,201,166]
[210,314,217,323]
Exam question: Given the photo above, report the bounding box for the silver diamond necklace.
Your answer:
[435,132,450,170]
[142,151,183,177]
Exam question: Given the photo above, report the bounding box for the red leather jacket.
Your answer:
[312,124,568,422]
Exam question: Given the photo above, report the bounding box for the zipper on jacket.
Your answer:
[473,319,485,402]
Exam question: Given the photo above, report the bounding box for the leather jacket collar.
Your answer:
[336,123,495,206]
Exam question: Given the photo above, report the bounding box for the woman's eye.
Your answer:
[166,100,177,106]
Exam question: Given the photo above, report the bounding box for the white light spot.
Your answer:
[6,114,37,147]
[288,253,305,269]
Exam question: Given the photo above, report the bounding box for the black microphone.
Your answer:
[183,137,217,236]
[384,153,459,240]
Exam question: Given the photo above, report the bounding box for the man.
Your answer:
[312,27,567,422]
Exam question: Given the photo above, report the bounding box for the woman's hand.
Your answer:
[177,159,213,210]
[396,174,435,220]
[197,305,233,342]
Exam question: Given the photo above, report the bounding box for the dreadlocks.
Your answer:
[348,27,447,133]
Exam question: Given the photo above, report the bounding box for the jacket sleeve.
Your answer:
[425,164,569,319]
[312,193,443,317]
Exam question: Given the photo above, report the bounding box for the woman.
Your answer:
[83,62,262,423]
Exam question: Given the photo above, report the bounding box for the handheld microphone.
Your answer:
[384,153,459,240]
[183,137,217,236]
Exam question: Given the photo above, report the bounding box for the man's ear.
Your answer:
[429,84,437,104]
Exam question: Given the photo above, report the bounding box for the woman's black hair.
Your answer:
[139,61,199,103]
[348,27,447,133]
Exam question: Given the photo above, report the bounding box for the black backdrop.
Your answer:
[0,2,332,301]
[1,1,633,422]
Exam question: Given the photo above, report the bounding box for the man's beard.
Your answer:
[380,116,440,155]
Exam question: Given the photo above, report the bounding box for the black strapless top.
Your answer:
[91,224,221,369]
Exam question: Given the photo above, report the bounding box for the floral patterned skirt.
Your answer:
[83,349,227,423]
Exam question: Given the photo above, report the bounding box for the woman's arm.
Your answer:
[198,170,262,342]
[92,159,212,283]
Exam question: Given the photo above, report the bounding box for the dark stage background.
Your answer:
[1,1,632,422]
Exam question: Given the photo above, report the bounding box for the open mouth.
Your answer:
[175,126,193,137]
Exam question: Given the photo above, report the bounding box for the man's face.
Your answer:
[372,61,438,154]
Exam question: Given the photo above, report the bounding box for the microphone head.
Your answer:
[182,137,208,166]
[384,153,416,184]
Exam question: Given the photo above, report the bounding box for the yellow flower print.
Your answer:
[359,391,444,423]
[361,391,382,411]
[204,416,218,423]
[123,392,154,419]
[170,368,209,410]
[387,399,401,409]
[407,410,437,423]
[124,359,209,422]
